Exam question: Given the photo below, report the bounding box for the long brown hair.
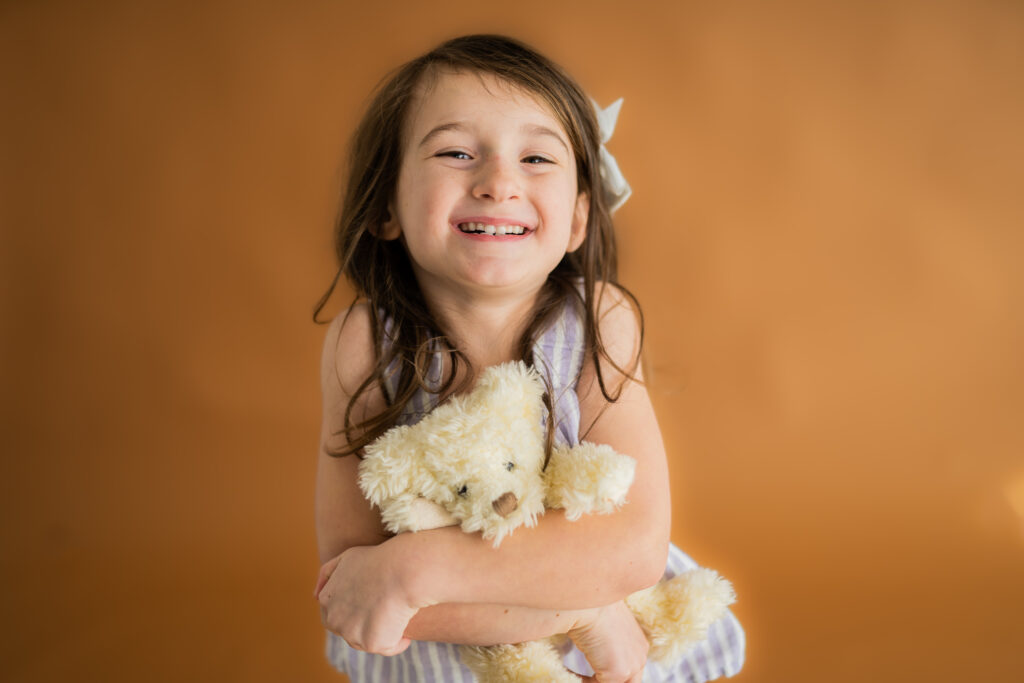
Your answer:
[314,34,643,457]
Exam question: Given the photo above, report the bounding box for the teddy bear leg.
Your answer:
[459,639,582,683]
[625,568,736,664]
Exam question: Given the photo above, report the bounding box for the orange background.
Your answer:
[2,1,1022,681]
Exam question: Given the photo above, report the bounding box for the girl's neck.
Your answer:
[423,283,542,371]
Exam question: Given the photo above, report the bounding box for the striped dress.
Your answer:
[326,301,745,682]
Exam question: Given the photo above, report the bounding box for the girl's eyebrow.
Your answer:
[418,122,467,150]
[521,123,570,155]
[417,122,569,154]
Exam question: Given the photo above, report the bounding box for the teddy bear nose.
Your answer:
[492,492,518,517]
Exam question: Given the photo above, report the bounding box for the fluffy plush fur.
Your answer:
[358,361,736,682]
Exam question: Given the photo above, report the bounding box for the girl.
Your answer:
[314,35,745,683]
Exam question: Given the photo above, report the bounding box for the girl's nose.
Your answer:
[472,157,521,202]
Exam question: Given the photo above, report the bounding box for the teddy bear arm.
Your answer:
[543,442,637,520]
[377,492,458,535]
[405,496,459,531]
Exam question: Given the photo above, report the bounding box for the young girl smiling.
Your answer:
[314,35,744,682]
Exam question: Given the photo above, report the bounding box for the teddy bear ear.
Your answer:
[469,361,545,413]
[359,428,462,535]
[357,425,423,505]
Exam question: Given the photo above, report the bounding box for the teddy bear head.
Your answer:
[358,362,551,546]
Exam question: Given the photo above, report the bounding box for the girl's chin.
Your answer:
[412,259,559,298]
[459,274,537,292]
[430,272,545,296]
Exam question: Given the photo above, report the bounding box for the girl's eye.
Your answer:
[522,155,552,165]
[438,151,472,160]
[457,484,468,497]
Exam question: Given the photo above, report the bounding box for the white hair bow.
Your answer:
[592,98,632,212]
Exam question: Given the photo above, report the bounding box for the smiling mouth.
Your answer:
[457,222,529,236]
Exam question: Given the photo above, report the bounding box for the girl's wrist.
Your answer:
[386,530,443,609]
[567,606,602,633]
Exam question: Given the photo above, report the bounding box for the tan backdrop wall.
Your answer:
[3,1,1022,681]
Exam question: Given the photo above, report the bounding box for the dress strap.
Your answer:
[531,297,585,447]
[379,315,444,427]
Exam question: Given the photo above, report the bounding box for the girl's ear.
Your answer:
[376,206,402,240]
[567,192,589,253]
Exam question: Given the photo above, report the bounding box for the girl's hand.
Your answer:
[315,544,421,656]
[568,601,649,683]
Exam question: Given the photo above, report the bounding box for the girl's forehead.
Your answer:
[405,70,568,142]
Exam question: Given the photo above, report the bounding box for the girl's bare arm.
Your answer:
[315,305,607,646]
[318,287,671,614]
[387,286,669,611]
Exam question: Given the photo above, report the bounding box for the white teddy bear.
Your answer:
[358,361,735,682]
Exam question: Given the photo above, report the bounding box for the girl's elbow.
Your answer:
[640,540,671,591]
[619,532,670,595]
[648,539,671,585]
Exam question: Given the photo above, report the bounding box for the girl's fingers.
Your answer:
[313,570,328,599]
[314,556,342,598]
[351,635,411,657]
[378,637,412,656]
[577,668,644,683]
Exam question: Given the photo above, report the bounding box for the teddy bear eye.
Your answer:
[504,461,515,471]
[457,484,468,497]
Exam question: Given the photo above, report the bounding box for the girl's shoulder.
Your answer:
[320,303,386,423]
[591,281,642,359]
[576,281,644,407]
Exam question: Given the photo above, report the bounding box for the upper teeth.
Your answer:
[458,223,526,235]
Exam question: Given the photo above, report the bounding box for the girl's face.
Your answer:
[382,70,588,301]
